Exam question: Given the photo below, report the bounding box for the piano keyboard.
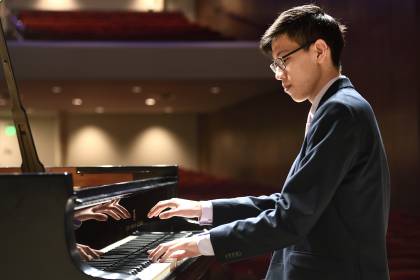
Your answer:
[86,232,192,280]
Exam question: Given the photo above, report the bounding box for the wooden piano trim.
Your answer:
[0,167,132,188]
[0,165,178,189]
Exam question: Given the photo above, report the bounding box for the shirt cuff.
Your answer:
[198,201,213,225]
[195,232,215,256]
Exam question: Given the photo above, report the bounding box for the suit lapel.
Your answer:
[288,76,354,177]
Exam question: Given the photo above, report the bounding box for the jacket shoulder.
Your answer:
[317,87,372,122]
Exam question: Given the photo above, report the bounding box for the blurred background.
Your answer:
[0,1,418,278]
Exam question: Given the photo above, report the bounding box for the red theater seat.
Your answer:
[390,270,420,280]
[15,10,228,41]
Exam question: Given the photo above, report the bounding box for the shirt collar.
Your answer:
[309,75,343,117]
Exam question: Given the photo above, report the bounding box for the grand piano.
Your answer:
[0,7,213,280]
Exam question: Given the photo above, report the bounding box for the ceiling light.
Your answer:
[72,98,83,106]
[95,106,105,114]
[210,86,221,95]
[132,86,142,94]
[51,86,62,94]
[145,98,156,106]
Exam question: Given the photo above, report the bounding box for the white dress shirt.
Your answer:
[305,75,342,135]
[193,75,343,256]
[194,201,214,255]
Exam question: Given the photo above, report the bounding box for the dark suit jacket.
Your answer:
[208,77,390,280]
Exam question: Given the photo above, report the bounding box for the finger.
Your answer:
[148,245,162,262]
[149,244,170,263]
[147,200,176,218]
[148,206,171,219]
[76,245,87,261]
[78,212,108,222]
[108,204,130,219]
[152,246,169,263]
[92,201,112,211]
[158,209,181,219]
[79,250,90,261]
[91,212,108,221]
[147,202,170,218]
[98,199,130,219]
[114,204,131,219]
[147,245,161,260]
[168,250,188,261]
[160,244,180,262]
[84,246,102,259]
[77,245,92,261]
[147,200,166,216]
[100,209,121,220]
[106,200,117,208]
[147,248,156,259]
[111,198,120,204]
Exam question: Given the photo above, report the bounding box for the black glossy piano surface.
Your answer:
[0,166,213,280]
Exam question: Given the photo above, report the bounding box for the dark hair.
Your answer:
[260,4,346,69]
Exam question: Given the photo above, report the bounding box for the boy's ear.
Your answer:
[314,39,329,61]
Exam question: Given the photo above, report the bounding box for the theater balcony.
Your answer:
[4,9,272,81]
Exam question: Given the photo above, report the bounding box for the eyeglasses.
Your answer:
[270,41,315,74]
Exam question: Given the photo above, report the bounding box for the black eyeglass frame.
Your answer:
[270,40,315,73]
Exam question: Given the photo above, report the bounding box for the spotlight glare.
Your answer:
[145,98,156,106]
[132,86,142,94]
[51,86,62,94]
[72,98,83,106]
[210,86,221,95]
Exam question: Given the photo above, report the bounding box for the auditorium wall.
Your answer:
[64,113,199,170]
[0,113,199,171]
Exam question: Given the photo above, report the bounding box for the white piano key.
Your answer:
[100,235,137,253]
[136,258,186,280]
[136,262,172,280]
[96,233,189,280]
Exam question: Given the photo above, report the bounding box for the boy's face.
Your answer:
[271,34,321,103]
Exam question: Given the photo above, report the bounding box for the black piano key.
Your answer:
[85,232,191,274]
